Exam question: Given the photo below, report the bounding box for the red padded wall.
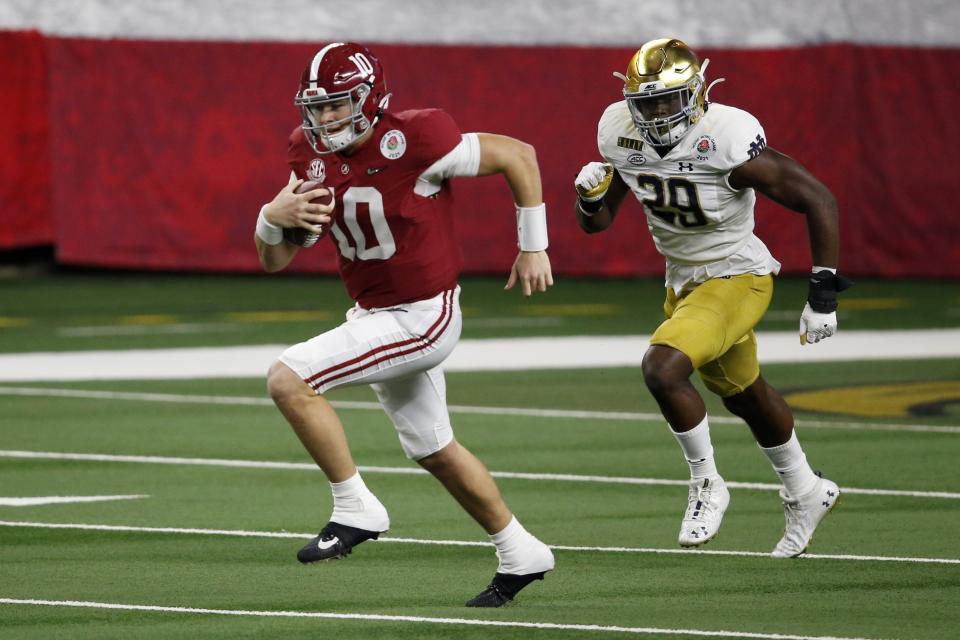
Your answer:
[3,32,958,277]
[0,30,52,249]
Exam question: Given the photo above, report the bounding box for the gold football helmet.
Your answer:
[614,38,715,146]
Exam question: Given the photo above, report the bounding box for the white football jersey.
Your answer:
[597,101,781,292]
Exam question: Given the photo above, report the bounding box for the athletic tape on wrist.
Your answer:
[256,206,283,246]
[516,203,548,252]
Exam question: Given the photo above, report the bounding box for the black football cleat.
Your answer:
[464,571,546,607]
[297,521,381,563]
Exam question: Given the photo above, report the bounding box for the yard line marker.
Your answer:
[0,386,274,406]
[0,521,308,539]
[0,495,147,507]
[0,597,886,640]
[0,449,317,471]
[0,385,957,434]
[1,521,957,567]
[2,449,958,500]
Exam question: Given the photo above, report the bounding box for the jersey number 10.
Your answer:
[329,186,397,261]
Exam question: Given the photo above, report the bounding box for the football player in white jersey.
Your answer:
[574,38,853,557]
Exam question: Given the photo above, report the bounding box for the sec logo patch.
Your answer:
[380,130,407,160]
[307,158,325,182]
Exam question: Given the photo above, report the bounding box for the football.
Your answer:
[283,180,333,248]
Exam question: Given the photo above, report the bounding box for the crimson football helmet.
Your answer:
[294,42,391,154]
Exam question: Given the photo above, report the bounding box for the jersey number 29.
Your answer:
[636,175,708,228]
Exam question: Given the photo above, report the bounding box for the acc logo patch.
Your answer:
[380,130,407,160]
[694,135,717,161]
[307,158,325,182]
[627,153,646,166]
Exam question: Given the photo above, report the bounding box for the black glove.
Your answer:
[807,270,854,313]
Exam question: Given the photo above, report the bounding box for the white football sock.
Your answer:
[760,431,819,499]
[670,415,719,480]
[490,516,555,575]
[329,470,390,532]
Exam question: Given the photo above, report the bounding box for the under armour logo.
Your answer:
[677,162,694,172]
[748,134,767,159]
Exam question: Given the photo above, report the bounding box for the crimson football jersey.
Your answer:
[287,109,463,308]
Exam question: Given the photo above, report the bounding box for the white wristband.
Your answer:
[256,206,283,246]
[516,203,548,252]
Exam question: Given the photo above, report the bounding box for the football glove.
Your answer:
[575,162,613,202]
[800,270,854,345]
[799,303,837,345]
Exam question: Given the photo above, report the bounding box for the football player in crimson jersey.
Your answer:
[575,38,852,557]
[254,43,554,607]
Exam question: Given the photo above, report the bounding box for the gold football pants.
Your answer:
[650,274,773,397]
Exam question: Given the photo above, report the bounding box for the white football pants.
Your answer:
[279,286,461,460]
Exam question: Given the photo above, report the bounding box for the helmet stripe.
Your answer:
[308,42,345,89]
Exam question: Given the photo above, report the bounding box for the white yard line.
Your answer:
[0,329,958,382]
[0,521,956,566]
[0,495,147,507]
[1,450,957,500]
[1,386,957,434]
[0,597,888,640]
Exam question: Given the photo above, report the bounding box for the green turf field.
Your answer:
[0,273,958,352]
[1,274,958,639]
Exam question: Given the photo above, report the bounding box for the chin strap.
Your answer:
[704,78,726,102]
[373,92,392,126]
[699,59,726,103]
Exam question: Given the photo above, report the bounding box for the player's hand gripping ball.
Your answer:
[283,181,333,248]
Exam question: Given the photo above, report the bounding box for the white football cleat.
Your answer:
[772,476,840,558]
[678,476,730,547]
